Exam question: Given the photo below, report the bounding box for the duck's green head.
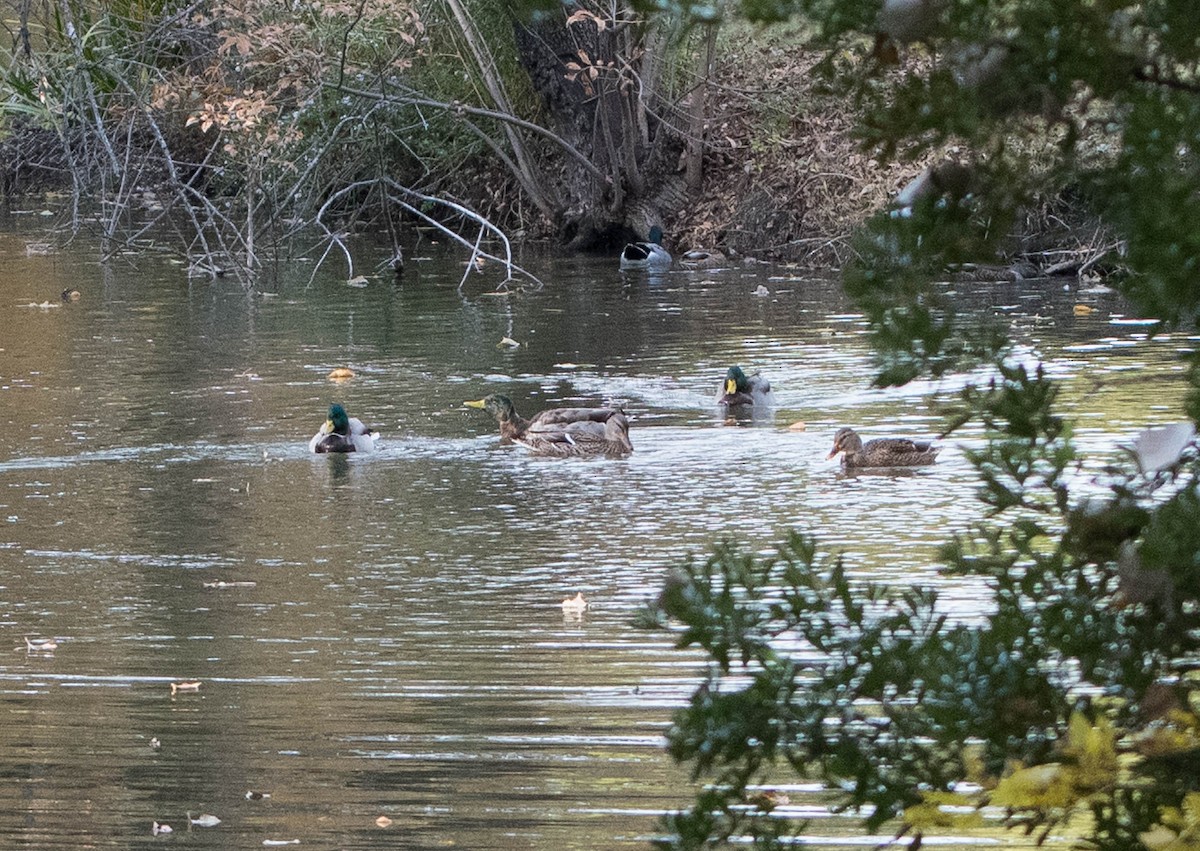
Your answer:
[724,365,749,395]
[648,225,664,245]
[464,394,517,422]
[326,403,352,436]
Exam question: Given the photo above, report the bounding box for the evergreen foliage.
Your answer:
[643,2,1200,849]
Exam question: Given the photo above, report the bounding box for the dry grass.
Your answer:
[671,25,951,266]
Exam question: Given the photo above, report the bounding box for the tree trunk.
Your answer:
[686,23,717,196]
[512,5,687,250]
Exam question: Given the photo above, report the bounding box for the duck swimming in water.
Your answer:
[465,394,633,458]
[308,403,378,453]
[679,248,727,270]
[716,365,774,408]
[619,226,672,271]
[826,426,939,468]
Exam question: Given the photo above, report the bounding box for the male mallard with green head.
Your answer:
[465,394,633,458]
[826,426,938,468]
[619,226,672,271]
[717,365,774,408]
[309,403,378,453]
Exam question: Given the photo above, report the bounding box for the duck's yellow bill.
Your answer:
[464,399,486,409]
[725,379,737,394]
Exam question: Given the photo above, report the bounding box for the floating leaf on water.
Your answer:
[149,737,161,749]
[188,812,222,828]
[1132,422,1195,473]
[152,821,173,835]
[24,636,58,653]
[375,816,393,828]
[561,592,588,614]
[1073,303,1096,316]
[171,681,201,695]
[327,367,355,381]
[497,337,520,349]
[751,285,770,297]
[346,275,369,287]
[788,421,807,431]
[245,790,271,800]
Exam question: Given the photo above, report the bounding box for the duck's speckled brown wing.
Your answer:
[521,408,633,458]
[859,437,939,467]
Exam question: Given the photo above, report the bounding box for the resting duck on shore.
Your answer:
[308,403,378,453]
[465,394,633,458]
[716,365,774,408]
[619,226,672,271]
[679,249,727,270]
[826,426,939,468]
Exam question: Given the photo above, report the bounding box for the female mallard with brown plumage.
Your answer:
[826,426,939,468]
[465,394,633,459]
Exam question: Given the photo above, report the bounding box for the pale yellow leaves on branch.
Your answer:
[991,713,1118,813]
[1141,793,1200,851]
[1134,709,1200,759]
[902,791,984,832]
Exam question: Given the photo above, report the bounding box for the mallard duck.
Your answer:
[620,226,672,271]
[716,365,774,408]
[680,248,727,270]
[465,394,633,458]
[827,426,939,468]
[308,403,378,453]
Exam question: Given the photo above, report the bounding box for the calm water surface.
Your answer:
[0,225,1191,849]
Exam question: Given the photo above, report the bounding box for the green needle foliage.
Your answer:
[642,2,1200,850]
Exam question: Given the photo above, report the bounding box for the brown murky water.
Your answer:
[0,222,1189,848]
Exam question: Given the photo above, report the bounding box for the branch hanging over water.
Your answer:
[313,179,544,291]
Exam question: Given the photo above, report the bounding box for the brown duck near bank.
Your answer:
[465,394,633,458]
[827,426,939,468]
